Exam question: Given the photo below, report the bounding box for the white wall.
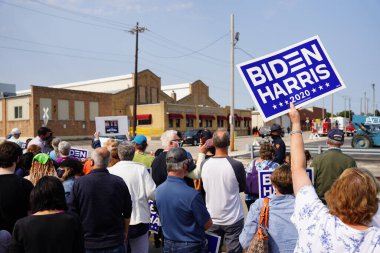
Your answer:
[7,96,30,120]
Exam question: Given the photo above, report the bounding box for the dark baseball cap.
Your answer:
[166,148,196,172]
[271,123,282,131]
[328,128,345,142]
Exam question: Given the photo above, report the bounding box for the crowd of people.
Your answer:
[1,103,380,253]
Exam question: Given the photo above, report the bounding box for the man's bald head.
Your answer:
[92,147,110,168]
[213,128,230,149]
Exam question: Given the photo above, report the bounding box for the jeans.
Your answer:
[85,244,125,253]
[125,232,149,253]
[207,219,244,253]
[163,239,208,253]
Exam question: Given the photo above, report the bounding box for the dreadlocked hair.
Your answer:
[29,160,57,186]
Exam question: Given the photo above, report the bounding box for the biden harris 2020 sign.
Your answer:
[237,36,346,122]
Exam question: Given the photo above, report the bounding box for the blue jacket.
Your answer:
[239,195,297,253]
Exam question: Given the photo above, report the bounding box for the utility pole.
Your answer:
[331,94,334,118]
[364,92,367,115]
[230,14,238,151]
[129,22,146,136]
[322,97,325,119]
[372,83,376,116]
[360,98,363,115]
[348,97,351,119]
[343,96,347,118]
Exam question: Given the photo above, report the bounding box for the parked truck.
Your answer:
[351,115,380,148]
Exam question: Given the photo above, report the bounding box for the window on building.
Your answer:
[74,101,85,121]
[89,102,99,121]
[169,119,173,128]
[151,87,158,103]
[39,98,52,120]
[138,119,151,125]
[14,106,22,119]
[175,119,180,128]
[206,120,212,128]
[139,86,146,104]
[58,100,69,120]
[199,120,203,128]
[235,120,241,127]
[217,120,224,127]
[186,119,194,128]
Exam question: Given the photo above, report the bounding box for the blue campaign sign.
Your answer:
[69,148,88,159]
[148,200,161,234]
[258,168,314,198]
[205,232,221,253]
[237,36,346,122]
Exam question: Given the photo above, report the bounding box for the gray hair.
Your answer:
[91,147,110,167]
[327,138,343,146]
[118,141,135,161]
[58,141,71,156]
[167,161,186,172]
[213,128,230,148]
[160,130,178,148]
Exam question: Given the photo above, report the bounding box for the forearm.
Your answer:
[124,218,130,240]
[187,153,205,179]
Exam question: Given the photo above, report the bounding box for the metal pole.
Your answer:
[344,96,347,118]
[360,98,363,115]
[348,97,351,119]
[322,97,325,119]
[230,14,235,151]
[331,94,334,118]
[373,83,376,116]
[130,22,146,136]
[364,92,367,115]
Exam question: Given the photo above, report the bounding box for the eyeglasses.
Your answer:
[171,139,182,142]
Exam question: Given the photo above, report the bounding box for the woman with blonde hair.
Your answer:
[288,102,380,252]
[25,153,57,186]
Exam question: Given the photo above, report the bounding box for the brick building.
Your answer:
[0,69,252,138]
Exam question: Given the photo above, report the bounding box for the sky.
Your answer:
[1,0,379,116]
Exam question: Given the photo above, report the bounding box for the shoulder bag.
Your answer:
[245,197,269,253]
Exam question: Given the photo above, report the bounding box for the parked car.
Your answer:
[183,129,203,146]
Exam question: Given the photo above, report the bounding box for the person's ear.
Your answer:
[90,159,94,166]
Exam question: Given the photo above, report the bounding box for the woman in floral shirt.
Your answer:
[289,102,380,252]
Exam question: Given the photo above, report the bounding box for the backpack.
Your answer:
[245,160,274,196]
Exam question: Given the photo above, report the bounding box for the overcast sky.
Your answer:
[1,0,379,116]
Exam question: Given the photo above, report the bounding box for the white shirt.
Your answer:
[108,161,156,225]
[291,185,380,252]
[201,156,245,225]
[27,136,44,149]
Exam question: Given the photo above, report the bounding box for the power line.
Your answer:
[142,32,228,59]
[0,34,133,57]
[235,47,255,58]
[145,30,229,64]
[0,0,126,31]
[28,0,135,28]
[0,46,133,64]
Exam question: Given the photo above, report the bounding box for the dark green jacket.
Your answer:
[312,149,357,203]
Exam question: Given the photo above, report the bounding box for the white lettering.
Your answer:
[257,86,275,104]
[262,63,273,82]
[283,77,301,94]
[268,59,288,79]
[273,83,288,99]
[315,64,330,80]
[301,44,323,65]
[296,71,314,88]
[262,186,273,197]
[247,66,266,86]
[262,174,272,185]
[309,68,320,82]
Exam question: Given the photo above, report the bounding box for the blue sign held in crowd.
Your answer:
[237,36,346,122]
[69,148,88,160]
[258,168,314,198]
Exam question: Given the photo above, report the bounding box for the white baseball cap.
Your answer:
[11,128,21,134]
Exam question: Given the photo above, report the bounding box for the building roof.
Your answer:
[161,83,191,101]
